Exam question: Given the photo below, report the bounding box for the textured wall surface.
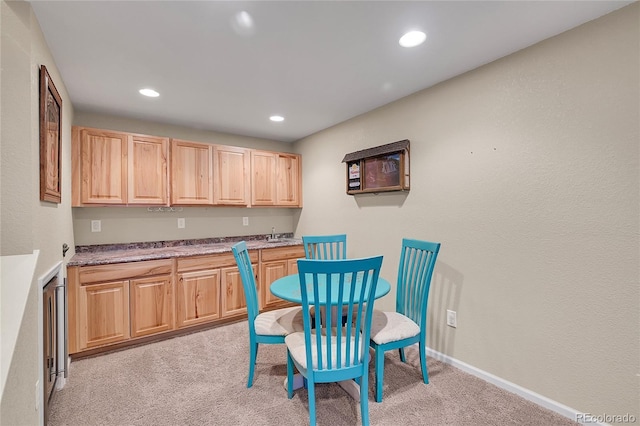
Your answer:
[1,1,75,424]
[294,4,639,420]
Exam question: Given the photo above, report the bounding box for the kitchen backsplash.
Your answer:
[72,207,298,245]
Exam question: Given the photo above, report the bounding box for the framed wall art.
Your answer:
[342,139,410,195]
[39,65,62,203]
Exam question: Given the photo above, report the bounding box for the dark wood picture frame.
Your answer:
[342,140,410,195]
[40,65,62,203]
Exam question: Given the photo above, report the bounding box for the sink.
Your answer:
[266,238,296,243]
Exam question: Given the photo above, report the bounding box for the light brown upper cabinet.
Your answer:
[171,140,250,206]
[213,145,251,206]
[170,139,214,205]
[276,153,301,206]
[72,126,301,208]
[72,126,168,206]
[72,127,126,205]
[128,135,169,205]
[251,150,302,207]
[250,150,277,206]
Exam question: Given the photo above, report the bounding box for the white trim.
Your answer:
[0,250,40,399]
[424,346,606,426]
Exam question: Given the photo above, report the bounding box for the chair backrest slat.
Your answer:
[297,256,383,373]
[231,241,258,323]
[396,239,441,327]
[302,234,347,260]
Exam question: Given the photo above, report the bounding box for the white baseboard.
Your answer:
[424,346,606,426]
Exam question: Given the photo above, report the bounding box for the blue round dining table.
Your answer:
[270,271,391,401]
[270,273,391,304]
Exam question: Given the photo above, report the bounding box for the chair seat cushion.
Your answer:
[255,306,304,336]
[285,328,365,369]
[369,310,420,345]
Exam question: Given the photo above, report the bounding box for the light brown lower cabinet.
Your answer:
[77,279,130,350]
[175,251,258,328]
[260,245,305,310]
[68,246,300,356]
[130,274,173,338]
[68,259,173,353]
[221,264,256,317]
[176,268,221,328]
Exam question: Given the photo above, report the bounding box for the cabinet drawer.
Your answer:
[176,251,256,272]
[79,259,173,284]
[261,246,305,262]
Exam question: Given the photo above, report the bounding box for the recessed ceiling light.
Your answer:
[139,88,160,97]
[231,10,255,36]
[270,115,284,122]
[235,11,253,28]
[399,30,426,48]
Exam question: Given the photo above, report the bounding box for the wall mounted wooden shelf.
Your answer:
[342,139,410,195]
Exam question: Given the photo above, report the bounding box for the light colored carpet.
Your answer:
[48,321,578,426]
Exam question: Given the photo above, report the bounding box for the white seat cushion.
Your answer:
[369,310,420,345]
[254,306,304,336]
[285,328,366,369]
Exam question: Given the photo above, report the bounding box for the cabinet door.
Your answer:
[260,260,290,310]
[171,139,214,205]
[128,135,168,205]
[220,265,255,318]
[78,127,128,205]
[260,246,305,310]
[276,154,301,207]
[78,280,130,350]
[214,145,250,206]
[176,269,220,328]
[251,150,277,206]
[130,274,173,338]
[287,258,300,276]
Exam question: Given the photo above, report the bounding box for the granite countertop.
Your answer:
[68,235,302,267]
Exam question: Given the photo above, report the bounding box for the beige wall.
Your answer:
[1,1,75,424]
[2,1,637,423]
[72,206,297,245]
[294,3,639,420]
[71,111,300,245]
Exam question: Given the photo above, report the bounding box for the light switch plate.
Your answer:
[91,220,101,232]
[177,218,185,229]
[446,310,457,328]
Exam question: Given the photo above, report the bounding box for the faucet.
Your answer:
[270,227,276,240]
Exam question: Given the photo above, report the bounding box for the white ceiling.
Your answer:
[30,1,633,143]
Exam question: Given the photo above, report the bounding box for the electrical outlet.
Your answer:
[242,217,249,226]
[177,218,185,229]
[446,309,457,328]
[91,220,101,232]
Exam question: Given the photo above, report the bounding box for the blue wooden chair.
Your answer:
[302,234,348,326]
[285,256,383,426]
[302,234,347,260]
[369,238,441,402]
[232,241,303,388]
